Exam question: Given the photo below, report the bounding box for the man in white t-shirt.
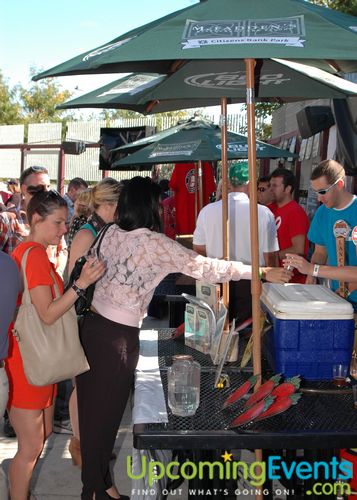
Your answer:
[193,161,279,322]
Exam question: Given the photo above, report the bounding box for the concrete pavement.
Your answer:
[0,315,167,500]
[0,403,133,499]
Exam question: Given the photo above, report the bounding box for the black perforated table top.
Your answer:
[134,329,357,450]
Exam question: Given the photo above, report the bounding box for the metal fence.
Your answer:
[0,111,259,182]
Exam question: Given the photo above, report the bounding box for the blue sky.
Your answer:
[1,0,197,93]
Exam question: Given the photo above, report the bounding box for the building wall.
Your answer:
[270,96,357,217]
[270,99,333,218]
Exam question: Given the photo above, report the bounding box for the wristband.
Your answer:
[258,268,264,280]
[312,264,320,278]
[72,281,86,297]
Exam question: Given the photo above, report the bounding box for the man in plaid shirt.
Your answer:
[0,211,27,254]
[0,166,50,255]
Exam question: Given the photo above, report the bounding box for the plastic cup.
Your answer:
[332,364,348,386]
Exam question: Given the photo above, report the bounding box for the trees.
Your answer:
[0,71,22,125]
[0,67,74,125]
[19,67,73,123]
[252,0,357,138]
[311,0,357,16]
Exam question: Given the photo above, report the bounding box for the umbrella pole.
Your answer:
[220,97,229,314]
[195,162,199,222]
[198,159,203,212]
[245,57,263,500]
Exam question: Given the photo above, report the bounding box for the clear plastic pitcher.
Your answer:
[167,355,201,417]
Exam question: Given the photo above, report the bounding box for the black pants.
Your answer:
[54,379,72,421]
[228,280,252,324]
[76,311,139,500]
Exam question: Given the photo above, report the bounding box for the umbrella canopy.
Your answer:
[57,59,357,114]
[110,118,298,170]
[34,0,357,80]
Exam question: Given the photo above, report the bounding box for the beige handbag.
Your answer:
[14,247,90,386]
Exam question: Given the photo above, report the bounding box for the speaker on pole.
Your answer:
[296,106,335,139]
[62,141,86,155]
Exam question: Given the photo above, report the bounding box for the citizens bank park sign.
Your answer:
[182,16,306,49]
[82,16,306,62]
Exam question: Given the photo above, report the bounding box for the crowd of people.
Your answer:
[0,157,355,499]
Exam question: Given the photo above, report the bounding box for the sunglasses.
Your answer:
[313,177,342,196]
[27,184,50,194]
[26,166,49,175]
[27,186,58,200]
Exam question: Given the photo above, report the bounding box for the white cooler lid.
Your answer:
[261,283,354,320]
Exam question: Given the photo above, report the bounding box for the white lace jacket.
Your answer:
[91,225,252,327]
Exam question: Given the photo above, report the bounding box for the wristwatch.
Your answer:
[312,264,320,278]
[72,281,86,297]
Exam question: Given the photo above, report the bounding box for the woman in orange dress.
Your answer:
[6,188,105,500]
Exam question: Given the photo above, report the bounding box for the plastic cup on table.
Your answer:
[332,364,348,387]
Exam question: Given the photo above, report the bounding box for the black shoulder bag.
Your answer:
[67,223,114,316]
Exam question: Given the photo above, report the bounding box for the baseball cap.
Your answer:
[228,161,249,186]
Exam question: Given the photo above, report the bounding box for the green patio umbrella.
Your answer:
[57,59,357,114]
[110,117,297,219]
[109,118,298,169]
[34,0,357,80]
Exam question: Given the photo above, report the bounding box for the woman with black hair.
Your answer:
[76,176,291,500]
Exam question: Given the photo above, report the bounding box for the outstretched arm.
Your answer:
[158,234,291,284]
[285,253,357,282]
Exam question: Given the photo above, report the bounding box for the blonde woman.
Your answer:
[68,178,121,271]
[67,178,121,474]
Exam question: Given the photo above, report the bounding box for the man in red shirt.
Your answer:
[169,162,216,235]
[269,167,309,283]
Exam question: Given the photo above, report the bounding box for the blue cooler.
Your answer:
[261,283,355,381]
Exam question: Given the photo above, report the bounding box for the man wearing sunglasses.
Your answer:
[307,160,357,310]
[257,176,274,206]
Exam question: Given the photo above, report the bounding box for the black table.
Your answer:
[133,329,357,498]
